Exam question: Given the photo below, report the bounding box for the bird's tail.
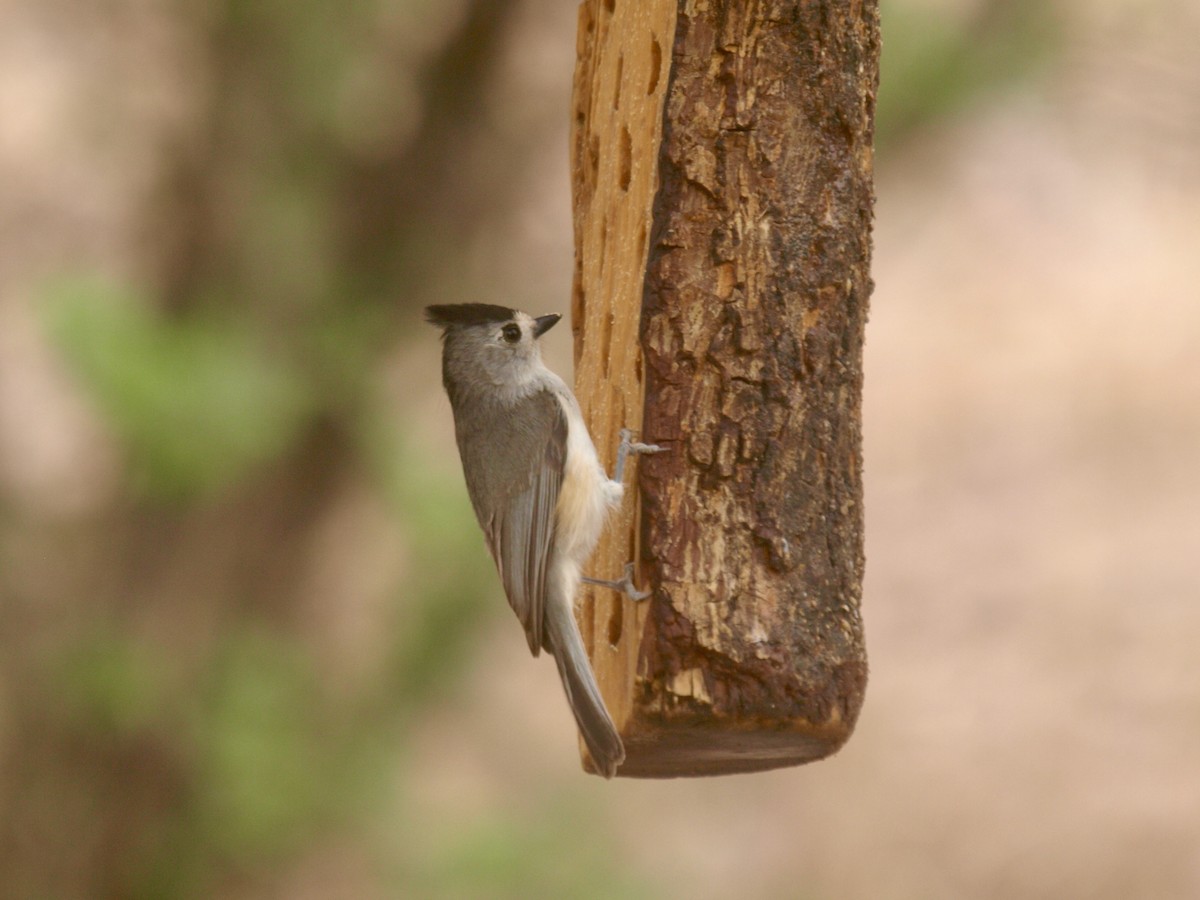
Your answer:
[544,596,625,778]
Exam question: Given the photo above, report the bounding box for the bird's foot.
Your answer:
[613,429,666,482]
[582,562,652,601]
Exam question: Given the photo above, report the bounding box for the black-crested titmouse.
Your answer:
[426,303,661,777]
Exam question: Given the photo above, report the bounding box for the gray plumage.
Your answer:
[426,303,625,777]
[455,388,564,654]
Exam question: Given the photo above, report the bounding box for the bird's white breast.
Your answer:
[554,394,621,565]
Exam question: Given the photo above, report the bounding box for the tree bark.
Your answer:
[571,0,877,777]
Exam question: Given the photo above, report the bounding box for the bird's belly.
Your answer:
[555,422,620,563]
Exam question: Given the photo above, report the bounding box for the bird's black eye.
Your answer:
[501,323,521,343]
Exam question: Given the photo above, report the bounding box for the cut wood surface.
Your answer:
[571,0,878,777]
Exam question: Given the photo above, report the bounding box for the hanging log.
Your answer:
[571,0,878,777]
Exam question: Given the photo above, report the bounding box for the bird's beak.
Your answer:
[533,313,562,338]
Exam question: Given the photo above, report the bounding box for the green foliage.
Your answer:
[55,631,171,736]
[225,0,365,129]
[188,629,339,863]
[361,416,497,713]
[403,806,656,900]
[877,0,1060,148]
[43,277,311,500]
[130,626,382,898]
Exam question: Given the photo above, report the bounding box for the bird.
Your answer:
[425,302,661,777]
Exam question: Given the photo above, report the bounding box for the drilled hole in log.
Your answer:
[649,36,662,94]
[571,284,584,325]
[600,309,614,377]
[618,126,632,191]
[614,54,623,111]
[603,0,615,13]
[599,212,608,275]
[607,599,623,645]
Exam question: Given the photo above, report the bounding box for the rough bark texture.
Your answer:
[572,0,877,777]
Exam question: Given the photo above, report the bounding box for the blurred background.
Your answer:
[1,0,1197,896]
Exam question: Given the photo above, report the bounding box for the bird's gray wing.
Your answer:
[456,389,566,655]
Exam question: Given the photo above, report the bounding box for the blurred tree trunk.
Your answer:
[0,0,520,895]
[572,0,877,776]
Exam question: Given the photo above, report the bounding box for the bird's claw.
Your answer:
[614,429,666,482]
[582,562,652,601]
